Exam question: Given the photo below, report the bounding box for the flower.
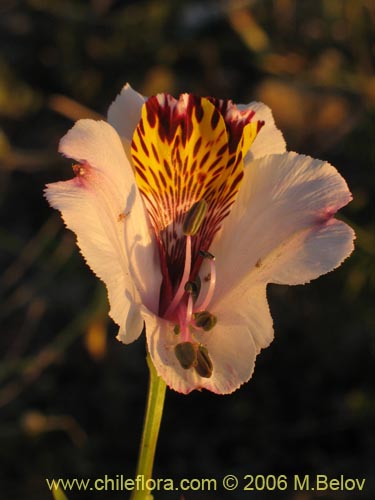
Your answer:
[45,84,355,394]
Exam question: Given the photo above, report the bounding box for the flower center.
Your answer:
[131,92,264,377]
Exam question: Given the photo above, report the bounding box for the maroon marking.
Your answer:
[194,98,204,122]
[174,147,182,169]
[164,160,172,179]
[132,157,146,171]
[180,120,187,145]
[151,143,160,163]
[186,174,194,192]
[198,172,207,183]
[135,168,148,184]
[146,105,156,128]
[226,156,236,169]
[211,108,220,130]
[216,144,227,157]
[138,132,150,158]
[257,120,265,132]
[211,164,223,176]
[208,157,223,172]
[181,184,187,203]
[199,151,210,169]
[189,159,197,175]
[230,172,243,191]
[193,137,202,158]
[159,171,167,188]
[182,156,189,175]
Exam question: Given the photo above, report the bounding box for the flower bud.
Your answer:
[183,199,208,236]
[174,341,197,369]
[193,311,217,331]
[195,345,213,378]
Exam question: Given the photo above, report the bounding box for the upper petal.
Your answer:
[240,101,286,162]
[211,151,354,302]
[107,83,145,144]
[45,119,161,342]
[268,218,355,285]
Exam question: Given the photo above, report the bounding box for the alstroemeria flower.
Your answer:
[45,84,354,394]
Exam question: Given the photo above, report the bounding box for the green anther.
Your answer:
[183,199,208,236]
[193,311,217,331]
[173,324,181,335]
[184,281,195,294]
[195,345,213,378]
[184,276,201,302]
[199,250,215,260]
[174,342,197,369]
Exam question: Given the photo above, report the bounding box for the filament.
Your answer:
[195,257,216,312]
[165,235,192,318]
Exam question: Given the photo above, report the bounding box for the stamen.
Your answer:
[193,311,217,331]
[183,199,208,236]
[194,345,213,378]
[165,235,192,318]
[195,254,216,311]
[175,341,197,370]
[199,250,215,260]
[186,293,193,327]
[184,276,201,302]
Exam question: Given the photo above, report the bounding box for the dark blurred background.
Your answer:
[0,0,374,499]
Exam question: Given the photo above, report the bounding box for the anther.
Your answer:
[193,311,217,331]
[175,342,197,369]
[183,199,208,236]
[173,324,181,335]
[184,276,201,302]
[199,250,215,260]
[195,345,213,378]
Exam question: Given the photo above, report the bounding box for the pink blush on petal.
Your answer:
[72,161,93,188]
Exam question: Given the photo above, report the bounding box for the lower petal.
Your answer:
[143,284,271,394]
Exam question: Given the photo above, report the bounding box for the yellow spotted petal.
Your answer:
[131,93,262,305]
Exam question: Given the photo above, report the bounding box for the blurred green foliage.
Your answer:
[0,0,374,499]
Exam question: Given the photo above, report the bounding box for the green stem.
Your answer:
[130,354,167,500]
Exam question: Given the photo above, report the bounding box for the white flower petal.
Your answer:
[45,119,161,342]
[142,307,201,394]
[211,152,353,302]
[107,83,145,143]
[239,101,286,162]
[269,219,355,285]
[194,318,257,395]
[143,284,271,394]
